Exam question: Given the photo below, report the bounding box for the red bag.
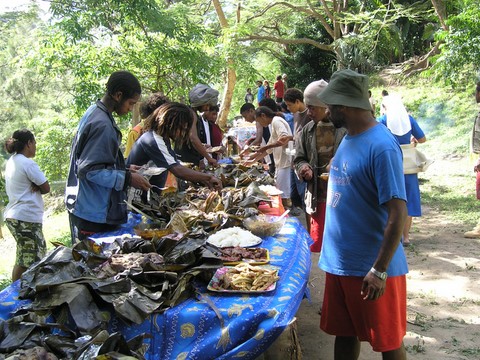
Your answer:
[476,172,480,200]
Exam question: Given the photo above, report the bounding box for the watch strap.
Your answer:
[370,267,387,280]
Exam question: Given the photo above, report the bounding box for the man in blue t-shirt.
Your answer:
[256,80,265,105]
[317,69,408,360]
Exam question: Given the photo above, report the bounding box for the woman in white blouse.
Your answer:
[4,129,49,281]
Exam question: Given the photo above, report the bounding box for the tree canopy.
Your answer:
[0,0,479,183]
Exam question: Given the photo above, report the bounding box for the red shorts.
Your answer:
[320,273,407,352]
[309,201,326,253]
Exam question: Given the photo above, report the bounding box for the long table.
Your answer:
[0,215,312,360]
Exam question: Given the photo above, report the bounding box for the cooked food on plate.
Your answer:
[211,263,279,292]
[207,227,262,248]
[219,247,268,263]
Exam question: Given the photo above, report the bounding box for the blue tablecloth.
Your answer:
[0,216,312,360]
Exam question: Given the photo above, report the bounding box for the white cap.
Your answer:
[304,79,328,107]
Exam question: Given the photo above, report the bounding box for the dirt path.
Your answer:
[296,159,480,359]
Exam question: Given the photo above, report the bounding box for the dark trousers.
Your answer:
[68,213,118,244]
[290,169,306,209]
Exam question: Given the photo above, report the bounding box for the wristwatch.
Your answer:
[370,267,388,281]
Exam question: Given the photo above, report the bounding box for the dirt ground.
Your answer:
[295,159,480,359]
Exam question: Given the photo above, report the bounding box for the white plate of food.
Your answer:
[207,227,262,248]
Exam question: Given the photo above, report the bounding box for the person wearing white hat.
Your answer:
[293,80,346,252]
[282,73,288,90]
[174,84,219,167]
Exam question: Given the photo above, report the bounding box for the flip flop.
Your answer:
[403,242,411,247]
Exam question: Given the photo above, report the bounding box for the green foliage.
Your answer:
[0,171,8,209]
[433,2,480,84]
[280,17,335,89]
[34,117,76,181]
[0,5,73,170]
[335,1,435,71]
[0,277,12,292]
[43,0,223,116]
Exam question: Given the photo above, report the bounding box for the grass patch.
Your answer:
[0,277,11,291]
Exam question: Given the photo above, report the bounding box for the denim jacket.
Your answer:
[65,101,128,225]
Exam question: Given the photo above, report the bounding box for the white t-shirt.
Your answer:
[267,116,292,169]
[4,154,47,224]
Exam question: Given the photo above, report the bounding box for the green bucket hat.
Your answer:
[317,69,372,111]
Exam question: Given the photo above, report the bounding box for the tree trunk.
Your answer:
[218,58,236,129]
[404,41,442,77]
[430,0,448,31]
[131,102,142,127]
[212,0,236,129]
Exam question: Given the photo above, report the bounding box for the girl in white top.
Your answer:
[249,106,293,207]
[4,129,50,281]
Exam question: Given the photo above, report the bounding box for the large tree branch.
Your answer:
[246,1,334,39]
[430,0,448,31]
[404,41,442,77]
[238,35,333,52]
[212,0,229,28]
[318,0,334,21]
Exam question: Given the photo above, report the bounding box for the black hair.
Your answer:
[106,71,141,101]
[142,93,170,131]
[259,98,280,112]
[255,106,276,118]
[476,82,480,92]
[280,102,290,113]
[5,129,34,154]
[151,102,194,149]
[140,92,169,118]
[240,103,255,114]
[284,88,304,103]
[381,90,389,96]
[208,105,219,112]
[276,75,282,81]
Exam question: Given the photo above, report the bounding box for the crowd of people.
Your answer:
[5,67,480,360]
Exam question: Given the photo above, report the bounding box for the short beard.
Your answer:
[331,119,345,128]
[328,106,346,128]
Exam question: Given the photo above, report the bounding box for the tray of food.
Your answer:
[207,263,279,293]
[220,247,269,265]
[133,223,171,240]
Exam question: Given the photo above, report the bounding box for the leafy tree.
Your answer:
[432,1,480,84]
[0,5,74,182]
[238,0,431,73]
[44,0,223,119]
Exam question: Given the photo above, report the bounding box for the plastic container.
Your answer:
[242,214,286,238]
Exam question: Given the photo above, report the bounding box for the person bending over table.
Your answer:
[127,102,222,191]
[247,106,293,209]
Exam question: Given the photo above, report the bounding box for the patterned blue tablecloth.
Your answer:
[0,215,312,360]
